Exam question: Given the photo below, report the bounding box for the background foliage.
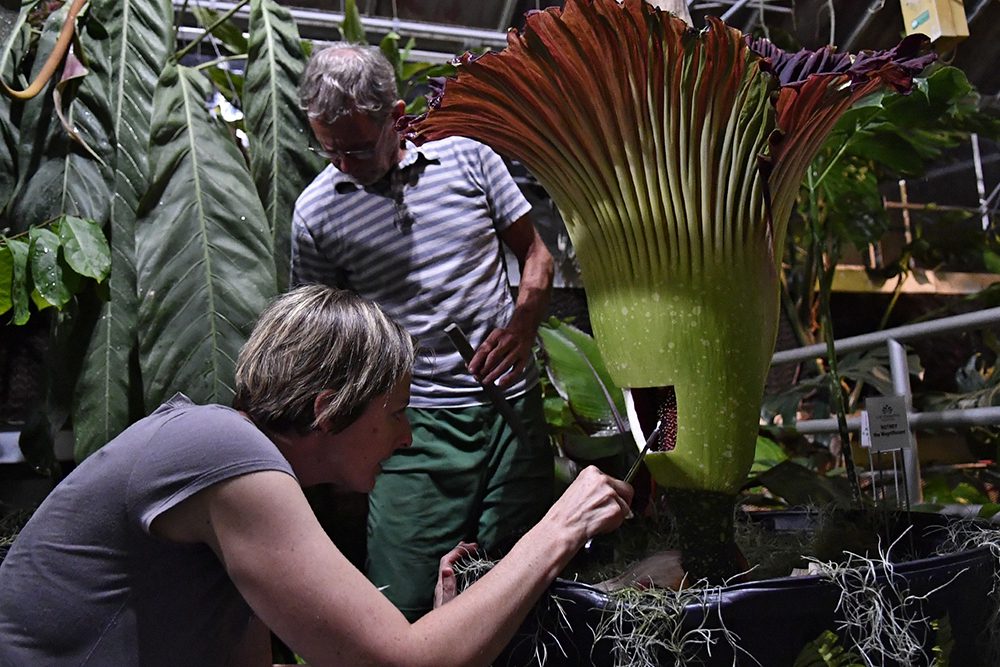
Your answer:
[0,0,322,468]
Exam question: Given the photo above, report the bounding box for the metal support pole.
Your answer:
[887,338,921,503]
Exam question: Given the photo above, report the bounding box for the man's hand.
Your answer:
[433,541,479,608]
[467,325,534,388]
[470,214,551,389]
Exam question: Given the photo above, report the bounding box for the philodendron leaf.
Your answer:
[191,6,249,55]
[28,226,72,308]
[245,0,322,291]
[9,3,69,233]
[0,14,30,214]
[562,432,630,461]
[57,214,110,280]
[136,63,276,409]
[6,235,29,324]
[339,0,366,43]
[538,318,625,433]
[10,1,115,230]
[0,243,12,315]
[74,0,172,462]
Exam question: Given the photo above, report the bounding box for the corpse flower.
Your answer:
[406,0,934,581]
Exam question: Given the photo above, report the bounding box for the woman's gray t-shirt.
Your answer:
[0,394,295,666]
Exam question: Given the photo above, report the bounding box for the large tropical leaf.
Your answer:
[5,8,113,229]
[538,317,626,434]
[244,0,322,290]
[7,3,71,231]
[136,63,276,409]
[2,2,118,463]
[74,0,172,460]
[190,6,249,55]
[8,3,115,230]
[0,12,31,215]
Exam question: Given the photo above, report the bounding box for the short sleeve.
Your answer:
[126,405,296,534]
[475,142,532,233]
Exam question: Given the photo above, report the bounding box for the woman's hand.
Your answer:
[544,466,634,547]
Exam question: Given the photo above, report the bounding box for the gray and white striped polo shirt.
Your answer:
[291,136,538,408]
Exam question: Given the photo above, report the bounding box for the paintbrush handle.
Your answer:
[623,420,662,485]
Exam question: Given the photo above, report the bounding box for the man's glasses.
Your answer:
[309,144,379,162]
[310,120,391,162]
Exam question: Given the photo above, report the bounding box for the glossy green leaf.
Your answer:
[191,6,249,55]
[136,63,276,409]
[0,11,30,214]
[0,243,12,315]
[74,0,172,461]
[28,226,71,308]
[245,0,323,291]
[30,287,53,311]
[538,318,625,434]
[8,4,70,232]
[10,2,115,230]
[750,435,788,474]
[562,432,630,461]
[57,214,110,280]
[339,0,366,43]
[543,394,577,432]
[6,235,29,324]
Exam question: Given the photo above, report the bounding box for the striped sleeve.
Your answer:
[476,143,533,232]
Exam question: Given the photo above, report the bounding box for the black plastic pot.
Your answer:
[496,510,999,666]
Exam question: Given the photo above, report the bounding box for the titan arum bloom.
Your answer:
[406,0,934,580]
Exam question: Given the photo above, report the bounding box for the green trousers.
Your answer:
[366,384,553,621]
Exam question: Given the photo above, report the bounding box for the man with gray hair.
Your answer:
[292,42,555,620]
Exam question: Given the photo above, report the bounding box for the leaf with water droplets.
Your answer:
[28,227,72,309]
[57,214,111,280]
[5,237,31,324]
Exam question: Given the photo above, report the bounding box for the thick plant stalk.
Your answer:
[406,0,932,582]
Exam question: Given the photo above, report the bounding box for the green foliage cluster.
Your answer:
[766,64,1000,490]
[785,64,998,333]
[0,0,473,474]
[1,215,108,324]
[0,0,322,467]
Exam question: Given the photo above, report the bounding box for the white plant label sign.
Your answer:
[864,395,913,453]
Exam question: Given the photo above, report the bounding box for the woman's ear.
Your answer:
[313,390,337,433]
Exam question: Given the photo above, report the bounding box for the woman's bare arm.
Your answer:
[155,466,630,667]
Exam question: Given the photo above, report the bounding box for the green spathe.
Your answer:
[407,0,933,505]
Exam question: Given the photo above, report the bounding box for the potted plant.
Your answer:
[406,0,1000,662]
[405,0,937,582]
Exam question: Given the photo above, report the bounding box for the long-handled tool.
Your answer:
[584,421,663,551]
[624,420,663,485]
[444,322,530,450]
